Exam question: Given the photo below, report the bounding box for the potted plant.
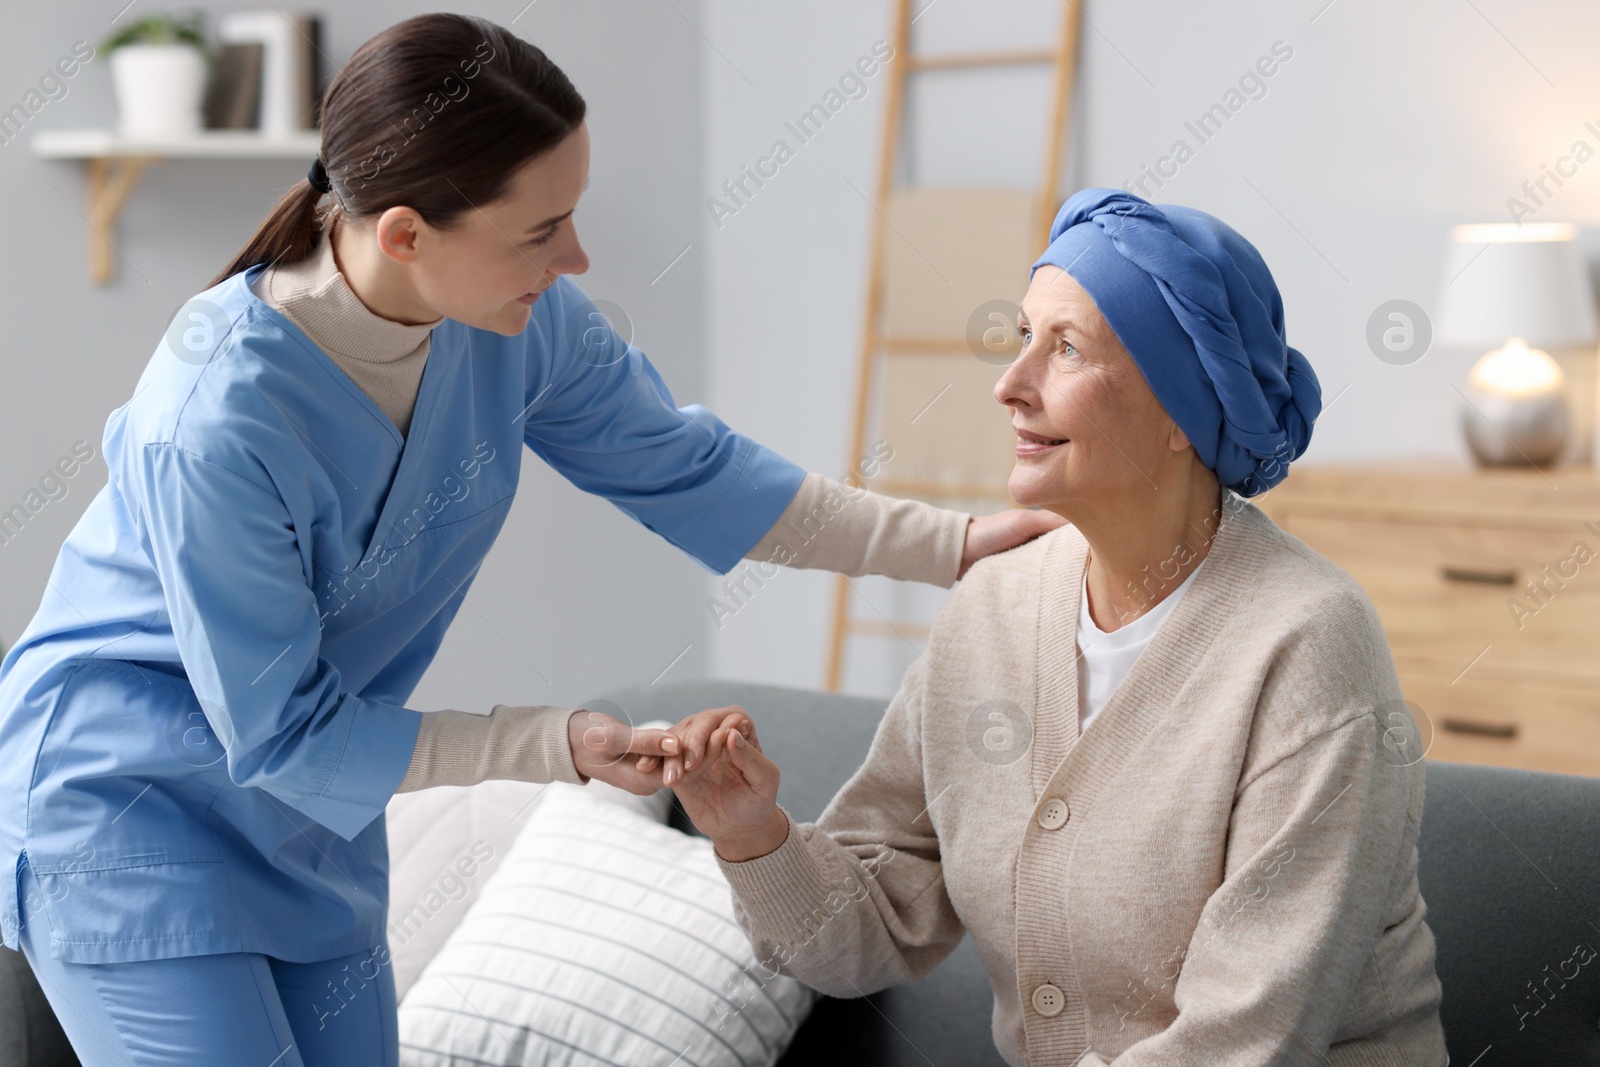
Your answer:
[101,12,211,138]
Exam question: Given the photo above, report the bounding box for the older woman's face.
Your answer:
[995,264,1186,514]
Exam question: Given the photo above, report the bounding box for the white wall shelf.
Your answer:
[31,128,321,284]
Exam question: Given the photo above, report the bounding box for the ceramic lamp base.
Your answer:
[1461,390,1569,467]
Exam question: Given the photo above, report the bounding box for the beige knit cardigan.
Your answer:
[718,492,1449,1067]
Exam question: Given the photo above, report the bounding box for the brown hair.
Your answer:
[209,13,586,288]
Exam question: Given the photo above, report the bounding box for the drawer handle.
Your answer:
[1440,565,1517,586]
[1441,716,1519,739]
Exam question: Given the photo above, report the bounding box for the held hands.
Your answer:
[959,509,1067,579]
[564,704,756,795]
[564,704,786,861]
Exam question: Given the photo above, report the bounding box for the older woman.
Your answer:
[670,189,1449,1065]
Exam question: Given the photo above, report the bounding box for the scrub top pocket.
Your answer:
[23,660,241,962]
[27,661,230,871]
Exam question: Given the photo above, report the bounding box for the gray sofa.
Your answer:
[6,678,1600,1066]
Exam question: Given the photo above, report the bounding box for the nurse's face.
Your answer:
[994,265,1189,518]
[407,121,593,335]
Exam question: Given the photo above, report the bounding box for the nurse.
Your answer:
[0,13,1057,1065]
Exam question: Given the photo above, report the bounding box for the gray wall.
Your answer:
[0,1,714,716]
[700,0,1600,696]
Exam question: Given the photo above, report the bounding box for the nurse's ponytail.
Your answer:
[208,13,585,288]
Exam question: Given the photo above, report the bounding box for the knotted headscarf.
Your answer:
[1031,188,1320,496]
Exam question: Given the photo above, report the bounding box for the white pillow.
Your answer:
[385,721,672,1002]
[397,782,816,1067]
[386,779,550,1003]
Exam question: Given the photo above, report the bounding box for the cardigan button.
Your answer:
[1037,797,1070,830]
[1032,982,1065,1017]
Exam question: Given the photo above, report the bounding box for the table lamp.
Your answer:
[1436,222,1598,467]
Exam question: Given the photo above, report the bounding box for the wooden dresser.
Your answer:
[1255,462,1600,778]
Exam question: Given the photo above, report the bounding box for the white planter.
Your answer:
[110,43,208,138]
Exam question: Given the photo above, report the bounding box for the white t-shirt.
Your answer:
[1076,554,1207,735]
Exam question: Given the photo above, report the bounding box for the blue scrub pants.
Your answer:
[16,863,398,1066]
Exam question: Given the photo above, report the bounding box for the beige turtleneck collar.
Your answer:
[249,221,443,436]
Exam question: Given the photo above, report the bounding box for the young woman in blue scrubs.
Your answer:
[0,13,1057,1065]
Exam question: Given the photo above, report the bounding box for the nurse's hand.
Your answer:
[566,709,685,795]
[959,509,1067,579]
[671,715,787,862]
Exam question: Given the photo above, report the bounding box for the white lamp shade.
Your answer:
[1436,223,1598,349]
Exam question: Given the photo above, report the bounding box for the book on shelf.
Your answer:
[210,10,324,133]
[203,42,264,130]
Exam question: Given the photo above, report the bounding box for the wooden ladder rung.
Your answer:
[906,48,1058,73]
[881,335,974,354]
[843,617,933,640]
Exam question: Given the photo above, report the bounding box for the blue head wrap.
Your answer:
[1030,188,1320,496]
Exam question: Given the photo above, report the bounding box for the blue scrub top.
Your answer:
[0,264,805,964]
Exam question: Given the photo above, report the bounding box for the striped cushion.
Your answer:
[397,782,815,1067]
[385,724,675,1005]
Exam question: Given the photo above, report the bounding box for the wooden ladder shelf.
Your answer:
[825,0,1084,690]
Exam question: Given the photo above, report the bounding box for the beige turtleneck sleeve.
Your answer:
[745,472,971,588]
[249,222,441,436]
[395,705,586,793]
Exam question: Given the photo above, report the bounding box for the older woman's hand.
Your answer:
[670,712,787,862]
[633,704,752,785]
